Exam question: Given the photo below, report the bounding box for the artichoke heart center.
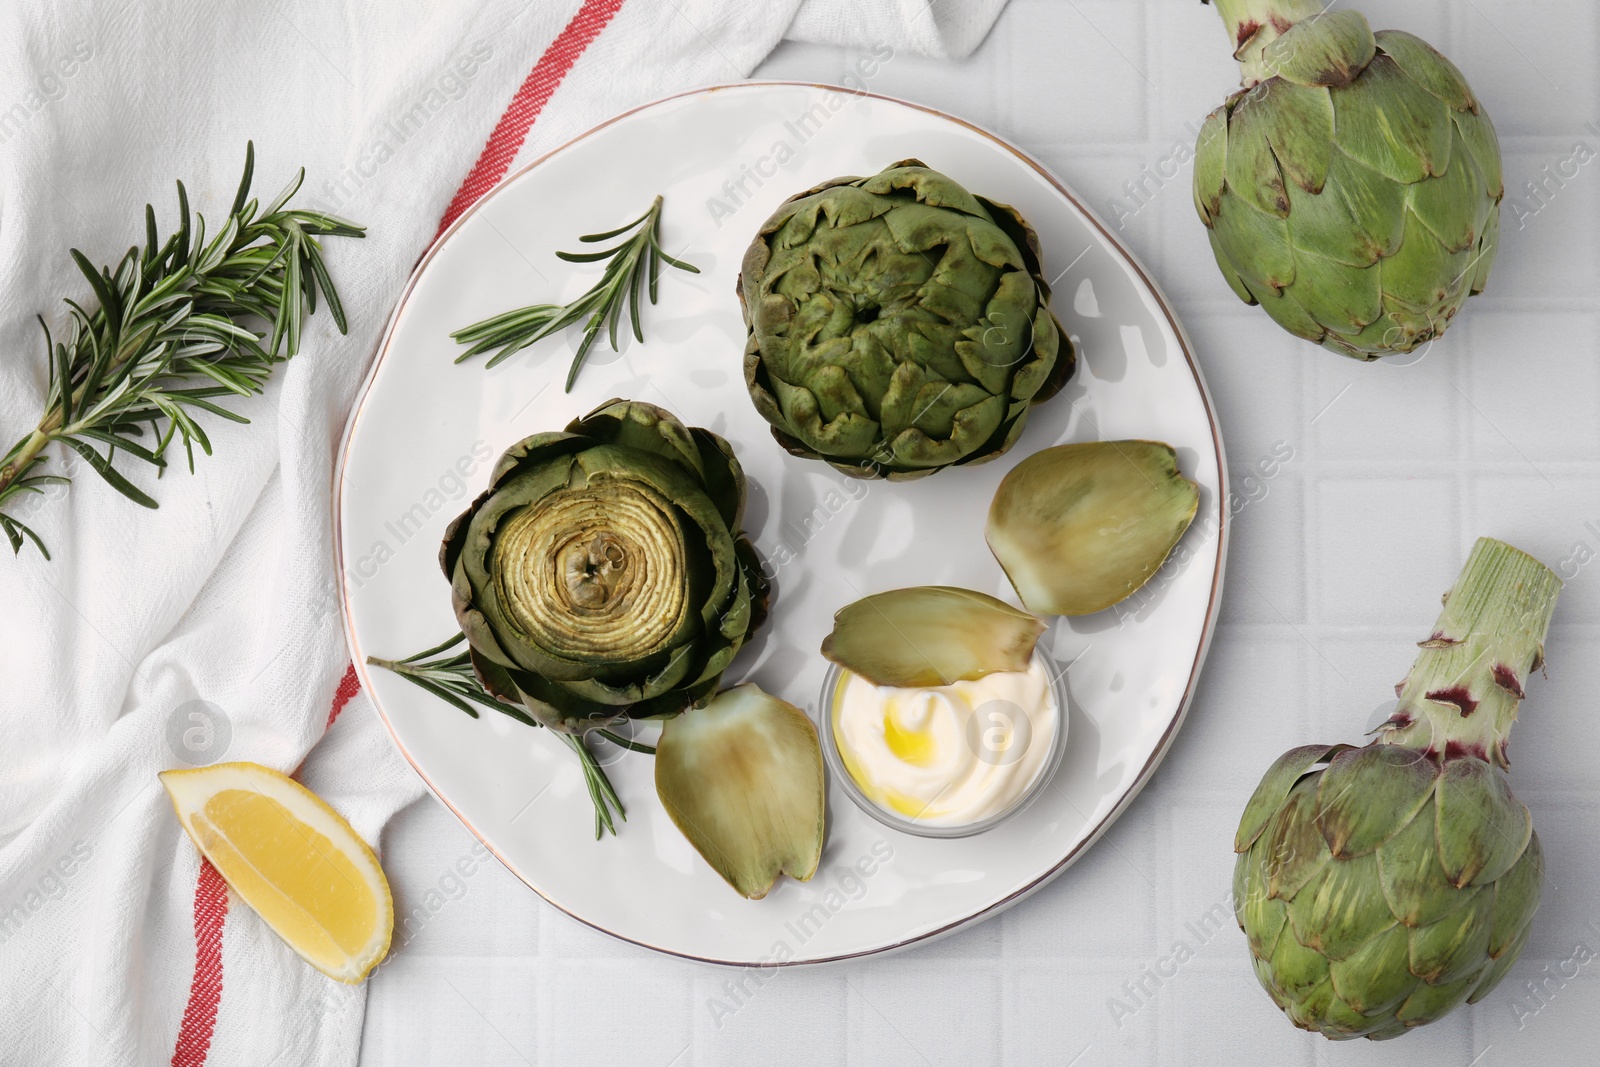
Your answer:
[493,479,690,663]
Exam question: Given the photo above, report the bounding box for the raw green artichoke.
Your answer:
[1235,538,1559,1039]
[440,399,769,733]
[1195,0,1502,358]
[740,160,1075,480]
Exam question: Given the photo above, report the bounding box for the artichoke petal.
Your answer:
[1468,924,1531,1006]
[1435,759,1531,887]
[1376,798,1465,928]
[1263,777,1334,902]
[1236,848,1291,961]
[1289,245,1384,336]
[821,586,1044,688]
[654,684,825,900]
[1328,924,1415,1016]
[1212,196,1296,295]
[1469,201,1501,296]
[1331,55,1454,184]
[1406,127,1485,254]
[1261,9,1376,89]
[1285,150,1407,269]
[1453,108,1504,200]
[1375,30,1476,112]
[1268,924,1332,1003]
[1408,887,1493,985]
[1375,209,1469,316]
[986,440,1200,617]
[1315,745,1440,858]
[1225,84,1291,218]
[1236,744,1351,851]
[1254,283,1329,344]
[1259,82,1336,194]
[1194,105,1229,223]
[1393,962,1490,1025]
[1287,852,1397,960]
[1206,229,1259,306]
[1487,830,1544,957]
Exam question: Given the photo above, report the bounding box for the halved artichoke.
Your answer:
[821,586,1046,688]
[740,160,1076,480]
[986,440,1199,616]
[440,400,769,733]
[655,684,826,900]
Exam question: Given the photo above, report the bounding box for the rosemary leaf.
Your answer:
[0,142,366,561]
[450,195,698,390]
[368,633,646,837]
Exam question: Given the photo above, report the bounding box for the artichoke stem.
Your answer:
[1381,538,1561,768]
[1206,0,1329,85]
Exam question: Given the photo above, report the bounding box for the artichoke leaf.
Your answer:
[1261,9,1376,89]
[1331,55,1454,184]
[1394,962,1489,1025]
[1268,928,1332,1003]
[1287,852,1396,961]
[1376,800,1462,928]
[1237,847,1290,961]
[1469,203,1500,296]
[1315,745,1440,858]
[1453,108,1504,200]
[1193,106,1229,223]
[1236,744,1352,851]
[1211,192,1296,294]
[1285,149,1407,269]
[1375,30,1476,112]
[1468,924,1530,1006]
[821,586,1045,688]
[1225,83,1291,218]
[1290,244,1384,336]
[1328,924,1414,1017]
[1408,887,1492,985]
[1259,82,1336,194]
[1206,229,1259,306]
[986,440,1200,617]
[1376,210,1469,313]
[1435,759,1531,888]
[1263,778,1334,902]
[655,684,825,899]
[1487,830,1543,957]
[1406,127,1484,254]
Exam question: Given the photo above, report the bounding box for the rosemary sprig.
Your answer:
[367,633,656,839]
[449,195,699,390]
[0,142,364,560]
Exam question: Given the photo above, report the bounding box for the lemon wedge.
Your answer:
[160,762,393,983]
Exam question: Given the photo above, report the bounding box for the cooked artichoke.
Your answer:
[440,400,769,733]
[986,440,1199,616]
[655,684,826,899]
[821,586,1045,688]
[739,160,1075,480]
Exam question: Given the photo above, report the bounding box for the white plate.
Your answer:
[337,83,1228,966]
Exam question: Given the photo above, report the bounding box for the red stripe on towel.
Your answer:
[436,0,629,236]
[169,860,229,1067]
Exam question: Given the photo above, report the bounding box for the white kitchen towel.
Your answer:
[0,1,1009,1065]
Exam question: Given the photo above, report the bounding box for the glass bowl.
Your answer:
[817,651,1070,839]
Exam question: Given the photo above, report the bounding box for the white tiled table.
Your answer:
[361,2,1600,1062]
